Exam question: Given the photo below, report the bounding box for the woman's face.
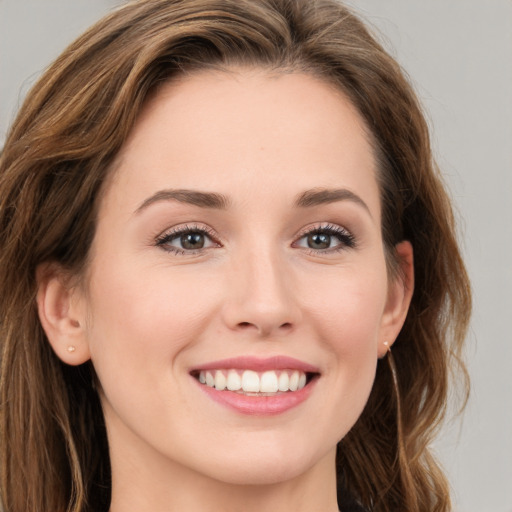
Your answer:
[66,70,412,486]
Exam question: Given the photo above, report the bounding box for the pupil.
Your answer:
[308,233,330,249]
[181,233,204,249]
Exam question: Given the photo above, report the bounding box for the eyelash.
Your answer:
[155,223,356,256]
[294,223,356,254]
[155,224,220,255]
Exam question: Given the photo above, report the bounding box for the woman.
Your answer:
[0,0,471,511]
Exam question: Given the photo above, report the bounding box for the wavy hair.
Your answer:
[0,1,471,511]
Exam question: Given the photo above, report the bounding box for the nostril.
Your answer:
[232,319,296,336]
[236,321,293,332]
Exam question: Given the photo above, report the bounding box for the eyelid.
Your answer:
[292,222,357,252]
[153,221,356,256]
[155,223,222,254]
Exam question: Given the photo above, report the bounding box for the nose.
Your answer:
[221,246,302,338]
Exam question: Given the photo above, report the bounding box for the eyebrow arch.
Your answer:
[135,189,230,213]
[134,186,371,217]
[295,188,371,216]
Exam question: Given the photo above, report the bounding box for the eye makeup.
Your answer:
[155,221,356,256]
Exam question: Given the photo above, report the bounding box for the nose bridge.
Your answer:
[222,239,300,337]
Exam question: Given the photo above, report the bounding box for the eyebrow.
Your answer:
[135,189,230,213]
[134,187,370,216]
[294,188,371,215]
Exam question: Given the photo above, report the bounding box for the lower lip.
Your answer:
[194,377,318,416]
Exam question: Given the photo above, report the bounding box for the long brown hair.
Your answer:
[0,1,471,511]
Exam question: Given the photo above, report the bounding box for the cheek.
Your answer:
[303,266,388,350]
[301,266,387,414]
[84,260,221,370]
[82,262,223,436]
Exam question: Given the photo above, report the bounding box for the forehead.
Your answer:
[104,68,380,218]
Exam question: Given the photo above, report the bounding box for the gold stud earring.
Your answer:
[67,345,77,353]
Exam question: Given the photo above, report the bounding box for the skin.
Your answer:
[38,69,413,512]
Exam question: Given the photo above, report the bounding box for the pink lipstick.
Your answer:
[190,356,320,416]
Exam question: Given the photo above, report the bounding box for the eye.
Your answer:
[294,224,356,253]
[156,224,219,254]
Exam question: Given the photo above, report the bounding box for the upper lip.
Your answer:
[189,355,320,374]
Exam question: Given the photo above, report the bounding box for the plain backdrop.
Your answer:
[1,1,511,511]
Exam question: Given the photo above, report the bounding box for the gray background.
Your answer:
[1,1,511,511]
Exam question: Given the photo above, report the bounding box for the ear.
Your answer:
[378,241,414,358]
[36,264,91,365]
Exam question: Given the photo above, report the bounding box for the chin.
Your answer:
[210,461,308,487]
[196,442,331,487]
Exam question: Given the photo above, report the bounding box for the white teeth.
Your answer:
[197,369,310,393]
[241,370,260,392]
[260,371,279,393]
[226,369,242,391]
[214,371,227,390]
[298,372,307,390]
[289,370,299,391]
[278,372,290,392]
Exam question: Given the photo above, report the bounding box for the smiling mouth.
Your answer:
[192,369,318,396]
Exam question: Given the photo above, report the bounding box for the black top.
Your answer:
[340,504,367,512]
[338,488,368,512]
